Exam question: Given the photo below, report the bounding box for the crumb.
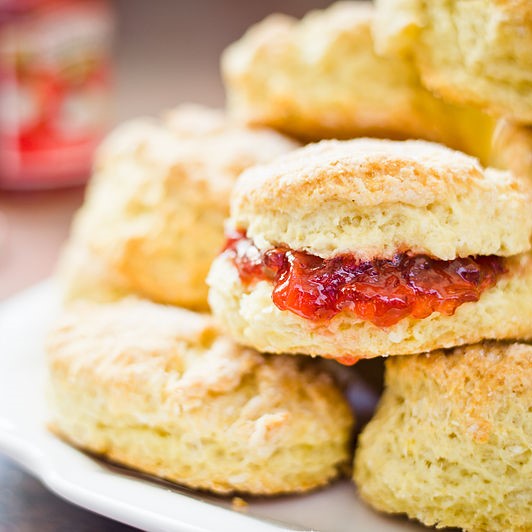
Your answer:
[231,497,248,511]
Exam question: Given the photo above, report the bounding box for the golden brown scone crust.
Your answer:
[231,139,532,260]
[373,0,532,124]
[57,104,298,309]
[222,1,496,146]
[208,251,532,360]
[46,299,354,495]
[354,342,532,532]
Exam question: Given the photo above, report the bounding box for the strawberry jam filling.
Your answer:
[223,231,506,327]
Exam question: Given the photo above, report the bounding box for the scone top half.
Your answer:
[231,139,530,259]
[208,139,532,360]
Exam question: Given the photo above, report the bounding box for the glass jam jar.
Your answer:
[0,0,113,189]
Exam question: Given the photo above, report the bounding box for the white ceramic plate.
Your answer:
[0,281,424,532]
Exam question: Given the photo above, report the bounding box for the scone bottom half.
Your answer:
[207,139,532,362]
[46,299,355,496]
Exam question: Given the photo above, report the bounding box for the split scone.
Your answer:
[354,342,532,532]
[207,139,532,362]
[373,0,532,124]
[222,1,493,147]
[46,299,354,495]
[58,104,298,309]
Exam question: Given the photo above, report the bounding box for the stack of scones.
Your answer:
[46,1,531,531]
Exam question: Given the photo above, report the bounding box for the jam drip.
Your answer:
[224,231,506,327]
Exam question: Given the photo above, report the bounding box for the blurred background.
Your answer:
[111,0,332,120]
[0,0,333,301]
[0,2,335,530]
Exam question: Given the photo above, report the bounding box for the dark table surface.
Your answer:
[0,456,137,532]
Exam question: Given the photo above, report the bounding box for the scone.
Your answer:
[46,299,354,495]
[207,139,532,362]
[222,1,494,147]
[58,104,298,309]
[373,0,532,124]
[354,342,532,532]
[222,2,502,150]
[223,1,532,184]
